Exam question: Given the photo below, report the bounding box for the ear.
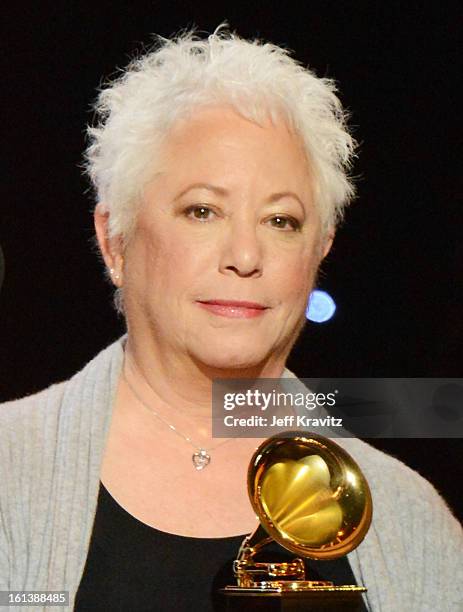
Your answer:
[320,228,335,260]
[94,203,124,287]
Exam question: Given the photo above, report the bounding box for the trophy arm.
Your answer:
[234,524,307,588]
[237,523,273,562]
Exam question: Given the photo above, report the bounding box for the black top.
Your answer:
[75,482,366,611]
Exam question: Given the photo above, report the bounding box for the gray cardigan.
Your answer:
[0,337,462,611]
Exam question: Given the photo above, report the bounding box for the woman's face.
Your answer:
[121,106,331,373]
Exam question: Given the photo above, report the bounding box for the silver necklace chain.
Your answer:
[121,366,232,471]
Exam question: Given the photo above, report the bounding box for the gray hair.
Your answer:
[85,23,357,246]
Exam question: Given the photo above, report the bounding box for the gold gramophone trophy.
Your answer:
[221,432,372,611]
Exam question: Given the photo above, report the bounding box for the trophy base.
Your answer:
[220,585,366,611]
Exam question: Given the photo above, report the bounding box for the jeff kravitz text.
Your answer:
[223,415,343,428]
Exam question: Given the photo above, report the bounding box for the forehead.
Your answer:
[155,105,313,193]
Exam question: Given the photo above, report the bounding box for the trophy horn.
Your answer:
[225,431,372,596]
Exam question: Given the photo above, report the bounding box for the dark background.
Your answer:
[0,2,461,520]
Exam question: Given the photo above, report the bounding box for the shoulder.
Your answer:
[341,437,463,583]
[340,437,459,521]
[0,382,67,449]
[0,335,125,458]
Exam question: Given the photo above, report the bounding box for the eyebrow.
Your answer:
[174,183,228,200]
[174,183,306,208]
[267,191,306,209]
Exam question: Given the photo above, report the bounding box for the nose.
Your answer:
[219,218,263,278]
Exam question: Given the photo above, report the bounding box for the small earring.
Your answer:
[109,268,120,281]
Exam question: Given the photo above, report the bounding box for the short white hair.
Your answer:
[85,23,357,241]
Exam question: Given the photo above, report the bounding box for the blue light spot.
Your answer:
[306,290,336,323]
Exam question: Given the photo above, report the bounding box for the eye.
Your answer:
[184,205,216,221]
[267,215,301,231]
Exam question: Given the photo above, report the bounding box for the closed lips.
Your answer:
[196,300,270,318]
[198,300,268,309]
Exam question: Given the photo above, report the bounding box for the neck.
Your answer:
[123,333,288,421]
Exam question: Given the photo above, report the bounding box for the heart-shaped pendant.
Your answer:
[192,449,211,470]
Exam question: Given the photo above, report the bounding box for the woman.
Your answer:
[0,26,461,611]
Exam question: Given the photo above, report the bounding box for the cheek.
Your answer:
[143,231,214,297]
[271,246,319,303]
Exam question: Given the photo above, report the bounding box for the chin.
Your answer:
[191,341,271,373]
